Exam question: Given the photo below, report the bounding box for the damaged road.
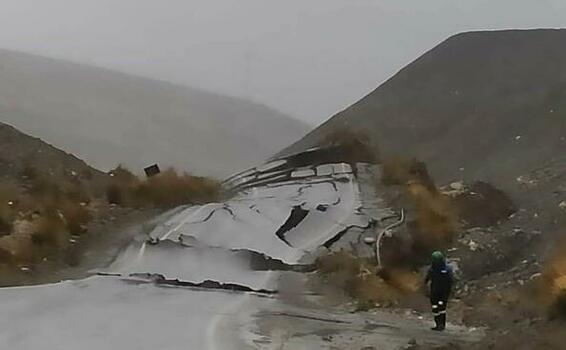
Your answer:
[0,159,372,350]
[0,158,483,349]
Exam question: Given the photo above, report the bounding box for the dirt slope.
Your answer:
[0,122,107,186]
[0,49,310,177]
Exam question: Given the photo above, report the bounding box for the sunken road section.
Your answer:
[0,149,384,350]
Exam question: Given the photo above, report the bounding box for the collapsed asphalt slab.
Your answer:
[0,158,484,349]
[0,159,371,349]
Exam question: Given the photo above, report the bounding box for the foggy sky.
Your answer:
[0,0,565,124]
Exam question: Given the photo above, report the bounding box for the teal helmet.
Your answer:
[431,251,444,261]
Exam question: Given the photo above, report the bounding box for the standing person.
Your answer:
[424,251,453,331]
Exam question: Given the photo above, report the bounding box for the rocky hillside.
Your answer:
[0,49,310,178]
[282,29,566,194]
[0,122,107,187]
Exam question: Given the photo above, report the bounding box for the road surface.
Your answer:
[0,160,483,349]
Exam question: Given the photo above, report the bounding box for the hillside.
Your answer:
[0,49,310,178]
[281,29,566,194]
[280,29,566,350]
[0,122,106,187]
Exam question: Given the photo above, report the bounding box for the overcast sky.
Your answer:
[0,0,565,125]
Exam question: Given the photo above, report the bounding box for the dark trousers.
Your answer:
[430,291,449,329]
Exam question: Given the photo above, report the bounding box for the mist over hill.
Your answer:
[282,29,566,193]
[0,49,310,178]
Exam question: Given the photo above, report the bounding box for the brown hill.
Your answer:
[0,122,107,186]
[281,29,566,197]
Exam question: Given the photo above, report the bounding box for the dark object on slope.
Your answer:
[452,181,517,227]
[275,205,310,246]
[144,164,161,178]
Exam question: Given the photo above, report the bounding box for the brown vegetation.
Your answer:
[106,166,222,208]
[0,173,97,266]
[408,182,459,254]
[541,241,566,319]
[381,157,435,190]
[316,250,420,310]
[0,164,220,267]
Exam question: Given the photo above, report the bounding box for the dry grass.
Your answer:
[408,182,459,253]
[551,291,566,320]
[381,157,435,190]
[0,164,220,266]
[379,157,459,263]
[0,172,97,265]
[316,250,420,309]
[30,211,69,250]
[541,241,566,319]
[107,166,221,208]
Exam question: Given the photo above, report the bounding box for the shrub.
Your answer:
[60,200,91,235]
[106,167,221,208]
[381,157,435,190]
[134,170,221,207]
[106,183,124,205]
[379,157,458,261]
[542,242,566,319]
[65,184,92,204]
[30,210,69,249]
[408,182,458,253]
[550,291,566,320]
[109,165,137,183]
[316,250,419,309]
[316,250,360,275]
[28,175,62,200]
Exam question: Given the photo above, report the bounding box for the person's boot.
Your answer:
[431,316,442,331]
[431,314,446,331]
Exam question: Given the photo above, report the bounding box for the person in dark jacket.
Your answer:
[424,251,453,331]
